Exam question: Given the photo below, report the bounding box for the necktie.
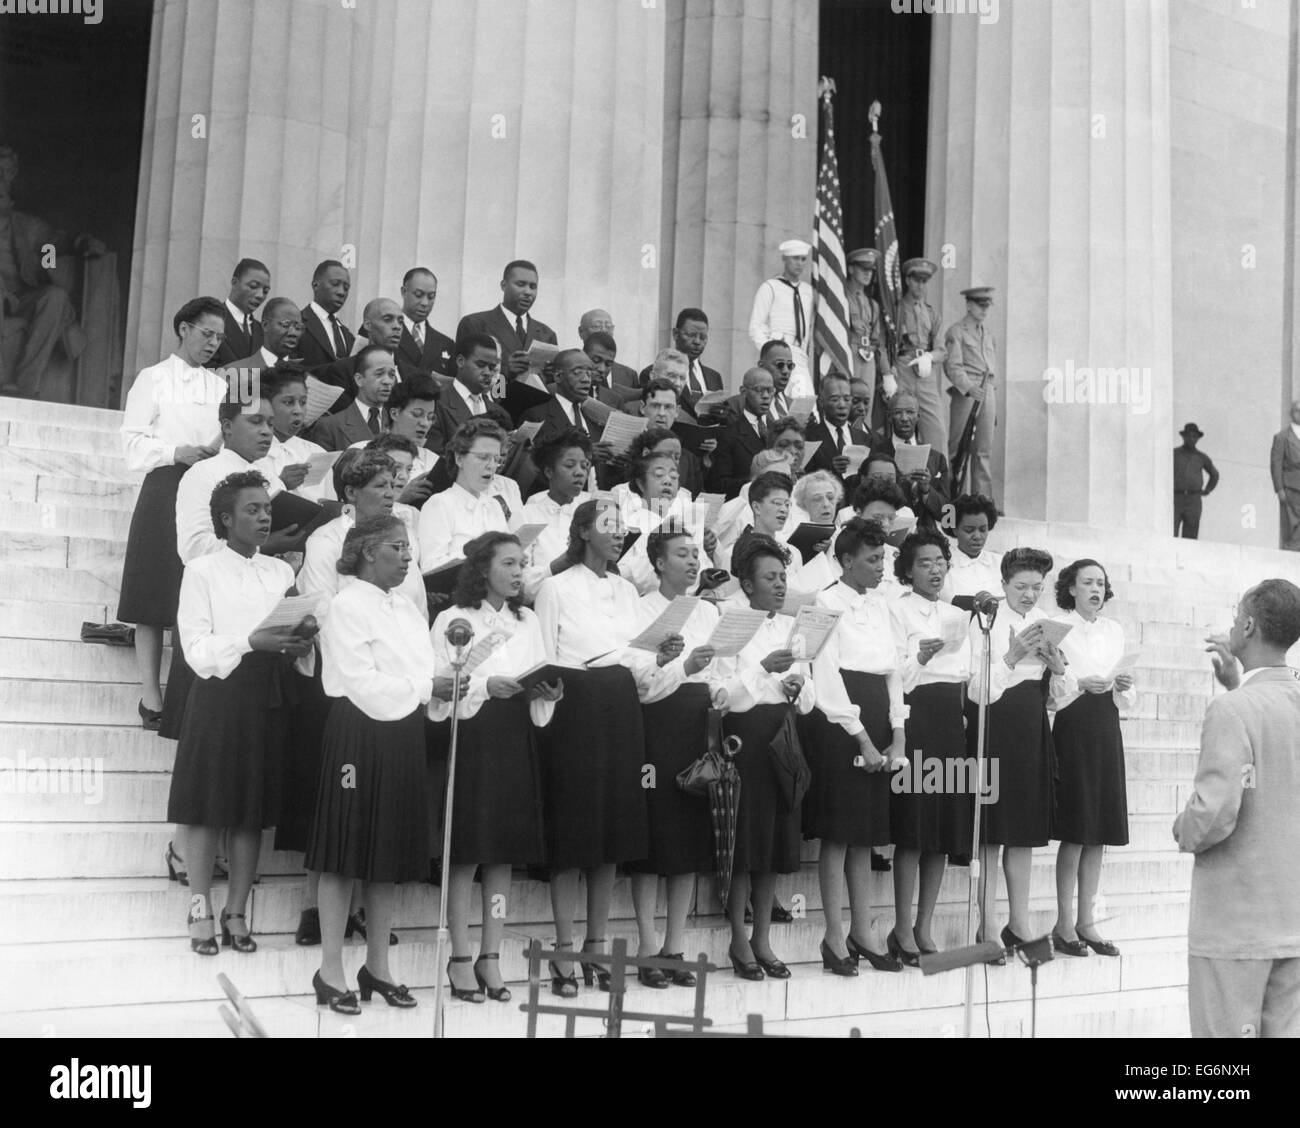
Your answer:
[413,322,425,349]
[329,313,347,358]
[571,401,588,435]
[757,414,768,441]
[367,405,380,435]
[515,315,526,344]
[243,314,252,340]
[469,394,485,416]
[781,280,805,346]
[835,425,846,454]
[690,360,704,396]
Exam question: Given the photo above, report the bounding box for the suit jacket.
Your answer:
[309,353,367,414]
[521,395,604,450]
[707,415,766,499]
[803,418,873,480]
[221,348,279,376]
[870,427,951,531]
[306,399,380,451]
[298,304,356,371]
[391,323,456,380]
[637,359,724,414]
[610,360,640,389]
[1270,429,1300,493]
[426,383,513,456]
[455,307,557,359]
[207,306,264,369]
[1174,667,1300,959]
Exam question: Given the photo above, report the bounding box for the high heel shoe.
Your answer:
[886,930,921,968]
[473,953,511,1003]
[658,950,696,987]
[1077,930,1120,957]
[580,938,611,992]
[219,908,257,953]
[847,933,903,972]
[755,953,791,979]
[637,964,670,989]
[1052,930,1090,957]
[445,956,485,1003]
[138,699,162,732]
[187,906,217,956]
[820,939,859,977]
[548,942,578,998]
[345,909,398,945]
[1000,924,1029,956]
[313,970,360,1016]
[358,964,417,1007]
[294,906,321,946]
[164,841,188,886]
[729,944,764,981]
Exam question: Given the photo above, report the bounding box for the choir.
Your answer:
[120,301,1138,1015]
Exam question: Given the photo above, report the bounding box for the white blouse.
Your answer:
[889,591,973,694]
[941,547,1004,603]
[174,447,284,564]
[980,604,1070,704]
[720,612,816,715]
[320,579,436,722]
[1050,610,1138,713]
[298,512,429,623]
[267,433,330,501]
[619,492,715,595]
[636,590,728,703]
[176,546,294,679]
[428,603,557,726]
[512,491,589,602]
[419,482,512,569]
[120,354,229,474]
[812,582,907,735]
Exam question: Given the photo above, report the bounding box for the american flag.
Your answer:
[813,78,852,383]
[870,111,902,363]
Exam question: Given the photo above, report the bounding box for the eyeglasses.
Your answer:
[378,541,411,552]
[187,325,225,343]
[464,451,504,465]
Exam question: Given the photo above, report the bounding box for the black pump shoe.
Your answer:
[313,970,360,1015]
[755,953,790,979]
[658,950,696,987]
[1077,931,1119,957]
[219,908,257,953]
[847,933,903,972]
[820,939,859,977]
[870,849,892,872]
[580,938,611,991]
[1052,930,1090,957]
[729,944,764,981]
[473,953,511,1002]
[358,964,417,1007]
[887,930,921,968]
[138,699,162,731]
[548,943,578,998]
[295,906,321,946]
[165,841,187,886]
[346,909,397,945]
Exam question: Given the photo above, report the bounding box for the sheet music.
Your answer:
[525,340,559,369]
[788,395,817,423]
[629,595,700,652]
[938,614,969,653]
[253,592,327,633]
[509,420,543,446]
[786,606,841,661]
[303,376,343,427]
[301,449,343,487]
[697,492,726,529]
[598,411,648,455]
[893,443,931,477]
[798,440,821,471]
[694,390,728,412]
[461,629,511,675]
[843,444,871,477]
[513,523,547,551]
[1106,647,1142,679]
[1036,620,1074,649]
[705,608,769,658]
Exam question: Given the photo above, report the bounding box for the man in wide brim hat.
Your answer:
[1174,422,1218,539]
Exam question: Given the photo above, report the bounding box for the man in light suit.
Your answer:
[305,344,395,451]
[1180,580,1300,1038]
[298,259,354,371]
[223,297,303,374]
[579,310,639,391]
[1270,400,1300,551]
[455,259,557,386]
[208,258,270,368]
[397,266,455,378]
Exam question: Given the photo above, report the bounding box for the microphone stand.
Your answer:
[962,600,996,1039]
[432,637,469,1039]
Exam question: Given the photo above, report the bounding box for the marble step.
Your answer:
[0,445,134,485]
[0,564,122,606]
[0,396,122,432]
[0,597,115,642]
[0,499,132,541]
[0,473,139,511]
[1127,747,1198,779]
[0,724,177,773]
[0,638,170,684]
[0,676,144,724]
[2,419,127,461]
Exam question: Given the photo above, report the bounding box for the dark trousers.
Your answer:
[1174,492,1202,539]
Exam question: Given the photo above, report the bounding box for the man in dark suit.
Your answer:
[297,259,354,371]
[305,344,396,451]
[222,297,303,374]
[427,333,513,456]
[207,258,270,368]
[583,330,641,409]
[579,310,639,390]
[707,367,775,499]
[759,339,798,422]
[1271,400,1300,550]
[396,266,455,379]
[638,308,723,414]
[454,259,557,387]
[870,390,950,534]
[803,372,871,482]
[522,349,624,492]
[640,377,709,496]
[312,298,404,410]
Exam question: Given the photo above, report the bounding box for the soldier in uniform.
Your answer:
[748,238,816,399]
[845,247,884,426]
[896,258,947,453]
[944,285,998,501]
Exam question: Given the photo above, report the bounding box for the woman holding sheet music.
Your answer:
[1049,559,1135,958]
[513,429,592,601]
[429,532,561,1003]
[629,528,725,987]
[165,471,311,956]
[806,519,907,975]
[534,500,663,996]
[620,447,720,594]
[417,418,512,569]
[306,515,434,1014]
[720,535,816,981]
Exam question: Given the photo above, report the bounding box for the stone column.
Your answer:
[925,0,1175,534]
[124,0,666,392]
[660,0,819,388]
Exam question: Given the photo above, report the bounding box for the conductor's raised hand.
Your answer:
[1204,633,1241,691]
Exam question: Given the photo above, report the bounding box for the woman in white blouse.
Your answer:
[887,531,975,965]
[970,547,1067,959]
[619,448,719,594]
[513,428,592,602]
[418,418,512,569]
[790,469,843,594]
[720,536,816,981]
[940,493,1003,609]
[807,519,907,975]
[1049,559,1135,958]
[629,527,726,988]
[118,297,228,729]
[534,500,670,996]
[263,362,330,501]
[305,516,435,1014]
[429,532,563,1004]
[165,471,312,956]
[721,469,804,591]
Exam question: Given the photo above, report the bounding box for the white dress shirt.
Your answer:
[225,298,252,337]
[637,590,727,704]
[452,378,490,417]
[889,591,973,694]
[418,482,512,569]
[176,546,293,679]
[512,491,589,602]
[120,354,228,474]
[500,304,529,337]
[268,433,329,500]
[1049,610,1138,713]
[980,604,1070,704]
[174,447,284,564]
[321,579,435,721]
[299,512,428,623]
[618,491,714,595]
[428,603,557,726]
[257,345,279,367]
[940,547,1004,603]
[308,301,349,351]
[812,582,907,735]
[720,612,816,715]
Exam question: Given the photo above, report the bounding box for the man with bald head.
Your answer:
[708,366,775,498]
[871,390,950,533]
[223,297,303,373]
[397,267,455,379]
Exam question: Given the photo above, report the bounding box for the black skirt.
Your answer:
[723,703,802,874]
[304,698,430,883]
[274,661,335,853]
[117,464,186,627]
[158,634,194,742]
[803,671,893,847]
[1052,691,1129,846]
[446,695,546,866]
[969,677,1055,847]
[628,683,715,876]
[165,650,287,830]
[540,666,648,871]
[890,681,975,854]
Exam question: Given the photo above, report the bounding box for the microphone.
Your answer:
[972,591,1002,617]
[445,618,474,665]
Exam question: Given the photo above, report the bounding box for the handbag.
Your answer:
[676,708,739,796]
[81,621,135,647]
[767,706,811,813]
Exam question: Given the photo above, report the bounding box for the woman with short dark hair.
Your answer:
[940,494,1002,608]
[418,418,511,568]
[514,428,592,601]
